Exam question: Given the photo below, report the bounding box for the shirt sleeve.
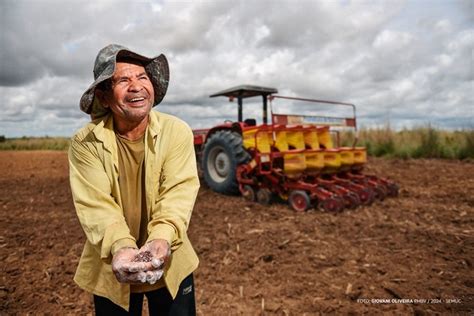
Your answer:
[147,122,200,249]
[68,135,137,263]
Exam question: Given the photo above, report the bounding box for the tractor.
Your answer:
[192,85,398,212]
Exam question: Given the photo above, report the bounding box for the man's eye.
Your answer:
[113,78,128,85]
[139,76,149,81]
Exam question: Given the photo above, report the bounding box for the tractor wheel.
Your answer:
[386,182,399,197]
[343,191,361,209]
[241,185,256,202]
[373,184,388,201]
[202,130,250,194]
[319,197,344,213]
[288,190,311,212]
[256,188,272,205]
[357,187,374,205]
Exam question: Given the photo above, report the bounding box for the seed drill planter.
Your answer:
[193,85,398,212]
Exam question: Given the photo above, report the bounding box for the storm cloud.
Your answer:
[0,0,472,137]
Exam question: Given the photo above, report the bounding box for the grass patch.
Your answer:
[0,136,70,151]
[1,127,473,160]
[457,130,474,160]
[350,126,473,160]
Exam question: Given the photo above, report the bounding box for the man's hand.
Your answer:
[111,247,149,284]
[111,240,170,285]
[137,239,171,272]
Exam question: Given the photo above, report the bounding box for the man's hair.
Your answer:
[96,55,148,92]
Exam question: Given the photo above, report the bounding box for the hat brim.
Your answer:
[80,49,169,115]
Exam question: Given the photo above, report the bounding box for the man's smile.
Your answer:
[128,97,145,102]
[125,95,149,107]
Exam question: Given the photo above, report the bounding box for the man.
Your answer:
[69,44,200,315]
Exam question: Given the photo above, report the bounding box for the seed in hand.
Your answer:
[133,251,153,262]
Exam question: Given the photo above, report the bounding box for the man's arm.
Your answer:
[68,135,137,263]
[146,122,200,250]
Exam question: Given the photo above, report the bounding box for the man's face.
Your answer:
[102,61,155,124]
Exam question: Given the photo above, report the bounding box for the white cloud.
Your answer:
[0,0,472,137]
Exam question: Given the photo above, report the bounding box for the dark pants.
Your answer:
[94,274,196,316]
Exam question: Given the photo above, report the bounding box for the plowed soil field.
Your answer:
[0,151,473,315]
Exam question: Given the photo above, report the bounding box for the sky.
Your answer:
[1,0,473,137]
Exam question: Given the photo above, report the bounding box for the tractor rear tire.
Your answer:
[202,130,249,194]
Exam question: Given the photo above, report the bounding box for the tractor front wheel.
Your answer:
[202,130,249,194]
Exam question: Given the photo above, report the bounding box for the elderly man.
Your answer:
[69,44,200,315]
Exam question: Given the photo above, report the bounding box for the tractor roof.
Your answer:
[210,85,278,99]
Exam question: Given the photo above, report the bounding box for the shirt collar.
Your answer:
[91,114,115,152]
[92,111,161,152]
[148,110,161,139]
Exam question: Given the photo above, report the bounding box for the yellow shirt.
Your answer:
[115,133,166,293]
[68,110,200,311]
[115,134,146,247]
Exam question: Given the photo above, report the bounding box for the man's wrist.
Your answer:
[147,224,175,246]
[111,238,138,256]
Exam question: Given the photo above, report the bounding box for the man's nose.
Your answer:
[128,79,143,92]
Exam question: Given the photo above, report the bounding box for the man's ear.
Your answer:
[95,89,109,108]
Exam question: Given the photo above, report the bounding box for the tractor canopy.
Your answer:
[210,85,278,124]
[210,85,278,99]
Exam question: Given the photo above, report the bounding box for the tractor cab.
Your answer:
[210,85,278,126]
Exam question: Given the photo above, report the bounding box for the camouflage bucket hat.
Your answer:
[80,44,169,116]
